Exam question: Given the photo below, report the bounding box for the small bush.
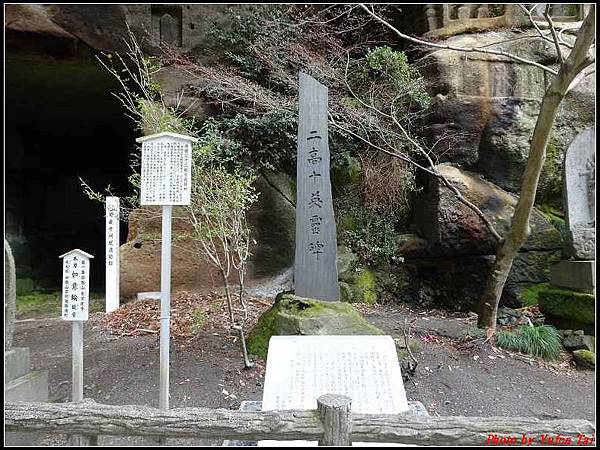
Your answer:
[192,309,208,333]
[496,324,562,360]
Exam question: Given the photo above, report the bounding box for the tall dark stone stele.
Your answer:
[294,72,340,301]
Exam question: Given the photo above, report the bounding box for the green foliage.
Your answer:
[207,5,298,89]
[137,99,196,135]
[197,110,297,173]
[192,309,208,333]
[354,269,378,304]
[358,45,431,109]
[520,283,549,306]
[339,204,404,266]
[187,139,259,274]
[496,324,562,360]
[331,153,363,189]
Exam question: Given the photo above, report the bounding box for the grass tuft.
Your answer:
[496,324,562,360]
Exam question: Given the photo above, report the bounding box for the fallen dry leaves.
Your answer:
[100,291,272,343]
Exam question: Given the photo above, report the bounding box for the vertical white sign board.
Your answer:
[137,131,197,412]
[105,196,120,313]
[260,335,409,446]
[60,249,93,405]
[61,249,93,321]
[139,132,193,205]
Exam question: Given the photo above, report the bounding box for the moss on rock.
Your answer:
[538,285,595,334]
[247,292,384,358]
[573,349,595,369]
[520,282,549,306]
[354,269,378,304]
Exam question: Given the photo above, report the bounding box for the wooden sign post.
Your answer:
[105,196,120,313]
[136,131,197,411]
[59,249,94,403]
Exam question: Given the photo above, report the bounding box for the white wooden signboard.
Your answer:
[136,131,198,411]
[260,335,409,446]
[60,249,93,321]
[138,132,194,205]
[105,196,120,313]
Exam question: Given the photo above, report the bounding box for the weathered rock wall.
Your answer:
[418,31,595,201]
[406,165,563,309]
[6,5,591,309]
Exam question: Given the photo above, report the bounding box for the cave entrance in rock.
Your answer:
[5,55,135,291]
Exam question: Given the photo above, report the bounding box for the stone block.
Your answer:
[563,335,595,352]
[5,347,30,383]
[246,293,384,358]
[5,369,48,402]
[573,349,595,369]
[568,228,595,260]
[538,285,595,335]
[550,260,595,292]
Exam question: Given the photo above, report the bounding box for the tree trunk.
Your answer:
[478,7,595,330]
[220,269,235,324]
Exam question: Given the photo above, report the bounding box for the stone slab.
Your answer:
[5,369,48,402]
[137,291,161,301]
[260,335,409,446]
[564,128,595,230]
[563,128,595,259]
[294,72,340,301]
[5,347,30,383]
[550,260,596,292]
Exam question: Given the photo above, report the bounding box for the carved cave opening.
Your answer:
[5,56,134,290]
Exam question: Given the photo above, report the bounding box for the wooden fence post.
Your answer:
[317,394,352,446]
[68,399,98,446]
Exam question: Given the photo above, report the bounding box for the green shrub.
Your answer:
[339,204,404,266]
[496,324,562,360]
[192,309,208,333]
[197,111,297,173]
[362,45,431,108]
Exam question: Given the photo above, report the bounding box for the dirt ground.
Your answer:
[8,294,595,446]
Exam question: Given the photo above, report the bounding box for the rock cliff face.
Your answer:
[404,29,594,309]
[418,30,595,200]
[6,5,589,309]
[406,165,562,309]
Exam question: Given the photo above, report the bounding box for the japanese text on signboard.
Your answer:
[62,253,90,321]
[140,140,192,205]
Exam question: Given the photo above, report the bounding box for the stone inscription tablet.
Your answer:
[262,335,408,413]
[294,72,340,301]
[563,128,595,260]
[260,336,409,446]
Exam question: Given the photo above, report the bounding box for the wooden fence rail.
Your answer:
[5,396,596,446]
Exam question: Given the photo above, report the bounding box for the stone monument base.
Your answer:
[246,293,384,358]
[5,347,49,402]
[5,347,49,446]
[538,286,595,335]
[550,260,595,292]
